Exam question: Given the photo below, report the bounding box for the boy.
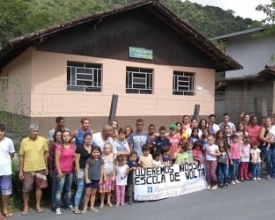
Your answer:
[167,124,181,163]
[138,145,153,168]
[127,151,138,205]
[153,126,171,153]
[148,124,157,154]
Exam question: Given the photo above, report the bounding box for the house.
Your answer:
[0,0,241,136]
[212,28,275,122]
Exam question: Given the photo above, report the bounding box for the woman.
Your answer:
[175,122,183,137]
[260,117,275,180]
[198,119,208,131]
[240,112,250,128]
[185,118,202,138]
[71,118,92,148]
[74,133,92,214]
[125,125,133,140]
[109,120,118,129]
[182,115,190,132]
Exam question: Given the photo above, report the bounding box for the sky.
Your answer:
[189,0,271,21]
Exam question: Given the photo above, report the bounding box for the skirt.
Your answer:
[99,177,114,193]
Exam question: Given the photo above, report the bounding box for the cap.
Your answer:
[181,132,188,139]
[169,124,177,130]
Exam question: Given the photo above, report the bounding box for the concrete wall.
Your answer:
[225,34,275,78]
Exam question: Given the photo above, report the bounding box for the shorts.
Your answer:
[22,170,48,192]
[0,175,12,196]
[85,180,99,189]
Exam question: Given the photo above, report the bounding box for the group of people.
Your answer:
[0,112,274,218]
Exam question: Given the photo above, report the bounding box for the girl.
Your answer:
[193,141,204,163]
[189,128,200,144]
[48,130,62,209]
[109,120,118,129]
[205,136,220,190]
[113,128,130,157]
[54,131,75,215]
[215,130,224,144]
[182,115,190,132]
[235,123,248,143]
[186,141,194,163]
[174,144,189,164]
[168,124,181,163]
[82,146,104,213]
[115,155,129,207]
[99,143,115,209]
[201,128,210,145]
[239,136,251,181]
[217,139,229,188]
[228,135,241,184]
[250,141,261,180]
[74,133,92,214]
[198,119,208,131]
[125,125,133,140]
[161,146,171,165]
[175,122,183,137]
[223,125,232,146]
[112,128,118,141]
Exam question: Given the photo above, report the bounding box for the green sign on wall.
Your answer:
[129,47,153,60]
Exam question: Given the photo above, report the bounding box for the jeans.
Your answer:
[262,147,275,176]
[74,169,85,209]
[54,173,73,208]
[50,169,56,204]
[217,163,228,184]
[252,162,261,178]
[230,159,239,181]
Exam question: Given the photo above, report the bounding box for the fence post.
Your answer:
[193,104,200,120]
[254,98,258,118]
[109,94,118,122]
[261,99,267,117]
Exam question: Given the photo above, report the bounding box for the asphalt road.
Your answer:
[11,177,275,220]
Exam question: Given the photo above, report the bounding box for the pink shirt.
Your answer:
[239,143,251,158]
[230,143,240,160]
[193,149,204,160]
[246,125,261,143]
[55,144,75,174]
[168,135,181,160]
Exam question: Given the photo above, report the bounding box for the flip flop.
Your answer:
[36,209,44,213]
[73,210,82,214]
[21,211,29,215]
[3,213,13,218]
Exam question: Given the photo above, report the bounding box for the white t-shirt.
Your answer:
[153,160,162,167]
[212,124,220,133]
[250,148,261,162]
[186,128,202,138]
[116,164,128,186]
[92,132,116,154]
[205,144,219,161]
[0,137,15,175]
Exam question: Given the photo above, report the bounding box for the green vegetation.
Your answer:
[0,0,256,47]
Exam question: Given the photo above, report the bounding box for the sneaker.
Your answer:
[67,205,73,211]
[219,184,224,188]
[207,185,211,190]
[231,181,236,185]
[257,178,261,180]
[267,175,271,180]
[55,208,61,215]
[115,204,119,207]
[235,180,240,184]
[211,185,218,190]
[224,183,229,188]
[253,178,257,181]
[128,198,133,205]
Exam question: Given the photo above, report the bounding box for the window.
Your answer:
[67,62,102,92]
[173,71,194,96]
[126,67,153,94]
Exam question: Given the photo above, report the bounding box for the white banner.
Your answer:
[134,163,207,201]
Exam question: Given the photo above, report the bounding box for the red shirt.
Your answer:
[246,125,261,144]
[167,135,181,160]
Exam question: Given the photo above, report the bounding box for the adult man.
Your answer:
[219,113,236,132]
[92,125,115,153]
[246,116,261,144]
[71,117,92,148]
[128,119,150,157]
[19,124,48,215]
[47,116,70,143]
[0,124,15,218]
[208,114,220,134]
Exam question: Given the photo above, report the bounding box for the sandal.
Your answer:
[107,203,113,208]
[3,213,13,218]
[36,209,44,213]
[99,204,104,210]
[21,211,29,215]
[73,209,82,214]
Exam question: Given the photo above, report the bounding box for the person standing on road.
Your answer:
[92,125,115,153]
[0,123,15,219]
[246,116,261,144]
[19,124,49,215]
[219,113,236,133]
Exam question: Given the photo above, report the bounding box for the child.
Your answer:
[112,128,118,141]
[201,128,210,145]
[139,144,153,168]
[174,144,189,164]
[235,123,248,143]
[239,136,251,181]
[265,132,275,150]
[205,135,220,190]
[224,125,232,146]
[250,141,261,180]
[167,124,181,163]
[161,146,171,165]
[113,128,130,157]
[186,141,194,163]
[152,151,163,167]
[229,135,241,185]
[82,146,104,213]
[127,151,138,204]
[148,124,157,153]
[115,155,129,207]
[215,130,224,144]
[217,139,229,188]
[181,132,189,145]
[175,122,183,137]
[189,128,200,144]
[99,143,115,209]
[193,141,204,163]
[153,126,171,153]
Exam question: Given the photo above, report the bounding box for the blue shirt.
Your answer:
[128,132,150,157]
[75,129,92,148]
[162,155,171,163]
[127,160,138,184]
[153,137,171,152]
